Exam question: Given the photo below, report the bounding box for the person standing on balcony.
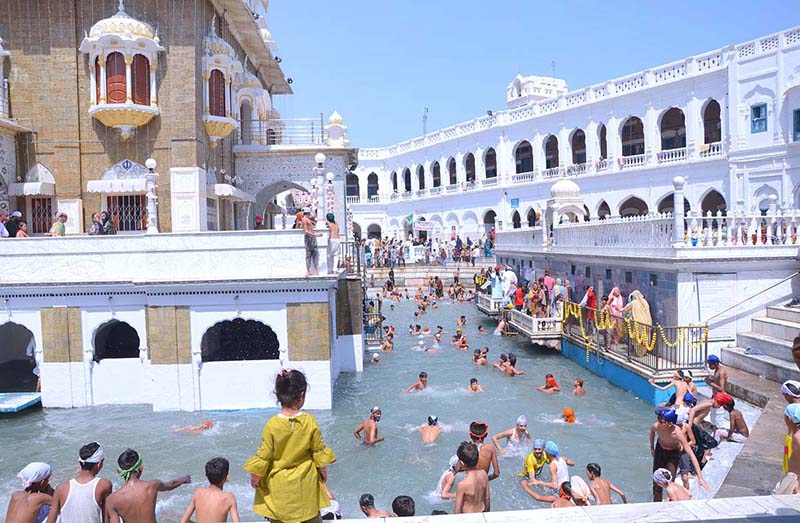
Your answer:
[301,208,321,276]
[325,213,340,275]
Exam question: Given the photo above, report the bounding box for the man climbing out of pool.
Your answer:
[649,370,689,408]
[105,448,191,523]
[586,463,627,504]
[405,371,428,393]
[354,407,384,446]
[650,409,709,501]
[469,421,500,481]
[358,493,392,518]
[420,416,442,444]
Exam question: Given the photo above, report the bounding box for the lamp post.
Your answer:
[145,158,159,234]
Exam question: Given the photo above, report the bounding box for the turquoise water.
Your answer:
[0,301,655,519]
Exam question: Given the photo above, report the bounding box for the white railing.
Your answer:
[683,210,800,248]
[620,154,646,169]
[494,227,542,250]
[595,159,611,172]
[512,171,537,183]
[237,118,327,147]
[400,191,412,200]
[566,163,588,176]
[542,167,563,179]
[657,148,687,164]
[445,183,460,193]
[415,189,428,197]
[346,195,360,204]
[481,177,499,186]
[477,293,504,314]
[508,309,562,336]
[553,213,675,249]
[389,193,399,201]
[699,141,722,159]
[429,186,442,195]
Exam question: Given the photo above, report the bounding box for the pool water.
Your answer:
[0,300,656,520]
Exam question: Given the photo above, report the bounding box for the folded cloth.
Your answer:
[774,472,798,495]
[18,462,51,489]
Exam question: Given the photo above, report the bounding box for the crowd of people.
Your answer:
[361,231,494,270]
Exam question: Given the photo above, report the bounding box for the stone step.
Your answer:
[751,316,800,341]
[721,346,800,383]
[766,305,800,323]
[738,331,796,362]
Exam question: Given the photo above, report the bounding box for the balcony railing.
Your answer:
[429,186,442,195]
[511,171,537,183]
[346,195,360,204]
[481,177,499,186]
[237,118,327,146]
[542,166,563,179]
[554,213,674,249]
[657,147,687,164]
[699,141,722,158]
[445,183,460,193]
[595,159,611,172]
[368,194,381,203]
[620,154,646,169]
[566,163,588,176]
[400,191,412,200]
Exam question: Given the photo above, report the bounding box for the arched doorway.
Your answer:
[483,209,496,236]
[346,173,360,199]
[402,168,412,193]
[621,116,645,157]
[657,195,691,215]
[391,171,398,193]
[701,190,727,215]
[465,153,476,183]
[367,223,382,239]
[515,141,533,173]
[703,100,721,144]
[485,148,497,178]
[544,135,559,169]
[619,197,649,217]
[240,100,253,144]
[0,322,37,392]
[526,208,537,227]
[660,108,686,150]
[448,157,457,185]
[597,124,608,160]
[571,129,586,164]
[417,217,428,242]
[511,211,521,229]
[597,200,611,219]
[417,165,425,190]
[201,318,280,361]
[432,162,441,187]
[93,320,140,362]
[352,222,362,240]
[367,173,379,199]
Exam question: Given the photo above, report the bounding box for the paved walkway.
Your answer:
[717,367,786,498]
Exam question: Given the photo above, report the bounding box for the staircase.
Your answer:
[366,259,496,291]
[723,305,800,382]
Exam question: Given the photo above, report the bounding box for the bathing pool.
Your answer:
[0,300,656,519]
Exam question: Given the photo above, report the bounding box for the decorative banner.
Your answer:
[510,198,519,209]
[414,220,437,230]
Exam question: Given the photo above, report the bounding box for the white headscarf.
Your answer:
[18,462,51,489]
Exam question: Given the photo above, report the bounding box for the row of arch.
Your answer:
[349,100,722,197]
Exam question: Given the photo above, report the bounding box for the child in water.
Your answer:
[244,370,336,522]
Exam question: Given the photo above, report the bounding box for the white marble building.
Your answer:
[349,26,800,241]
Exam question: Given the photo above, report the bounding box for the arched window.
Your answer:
[367,173,379,198]
[367,224,382,239]
[526,208,537,227]
[132,55,150,106]
[619,196,649,217]
[209,70,226,117]
[512,211,521,229]
[660,108,686,150]
[465,154,475,183]
[417,166,425,190]
[346,173,359,197]
[703,100,721,144]
[0,322,37,392]
[598,200,611,219]
[94,320,140,361]
[201,318,280,361]
[701,190,727,215]
[598,124,608,160]
[403,168,411,193]
[657,195,691,215]
[544,136,559,168]
[621,117,644,157]
[391,171,398,192]
[515,141,533,173]
[571,130,586,164]
[483,209,496,234]
[240,101,252,144]
[485,148,497,178]
[106,52,127,104]
[448,158,457,185]
[432,162,441,187]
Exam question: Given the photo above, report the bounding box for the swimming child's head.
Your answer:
[574,378,584,387]
[359,493,375,509]
[275,369,307,409]
[586,463,601,479]
[562,408,575,423]
[469,421,489,441]
[428,415,438,426]
[508,353,517,367]
[205,457,229,487]
[457,440,479,469]
[652,468,672,486]
[500,353,508,362]
[516,415,528,429]
[470,378,478,385]
[418,340,425,348]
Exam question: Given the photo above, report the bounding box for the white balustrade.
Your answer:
[699,142,722,158]
[684,210,799,248]
[481,177,499,186]
[511,171,537,183]
[346,195,360,204]
[595,159,611,172]
[389,193,399,201]
[477,293,504,313]
[542,167,563,179]
[415,189,428,197]
[657,148,687,164]
[494,227,542,250]
[508,309,562,336]
[368,195,381,203]
[444,184,460,193]
[400,191,412,200]
[566,163,587,176]
[620,154,646,169]
[429,186,442,195]
[553,213,674,249]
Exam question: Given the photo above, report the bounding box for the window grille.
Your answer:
[106,195,146,232]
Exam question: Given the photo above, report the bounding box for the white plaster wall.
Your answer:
[151,364,196,412]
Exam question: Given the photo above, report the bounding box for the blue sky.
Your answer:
[267,1,798,148]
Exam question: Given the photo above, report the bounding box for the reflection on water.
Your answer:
[0,301,655,520]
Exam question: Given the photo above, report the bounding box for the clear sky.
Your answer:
[266,1,798,148]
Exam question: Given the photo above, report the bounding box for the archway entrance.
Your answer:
[93,320,140,361]
[483,210,496,236]
[352,223,362,241]
[367,224,382,240]
[0,322,37,392]
[201,318,280,361]
[619,197,649,217]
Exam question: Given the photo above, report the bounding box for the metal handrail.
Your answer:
[704,270,800,323]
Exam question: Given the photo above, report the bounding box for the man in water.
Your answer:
[6,462,53,523]
[503,353,525,377]
[650,409,709,501]
[105,449,191,523]
[457,315,467,326]
[573,378,586,396]
[358,494,392,518]
[47,442,113,523]
[467,378,484,393]
[586,463,626,504]
[528,441,569,490]
[174,420,214,433]
[405,372,428,392]
[469,421,499,481]
[653,468,691,501]
[649,371,689,407]
[179,457,239,523]
[301,208,321,276]
[325,213,340,275]
[473,349,487,366]
[354,407,384,445]
[454,441,490,514]
[537,374,560,393]
[436,456,462,500]
[420,416,442,443]
[491,415,531,455]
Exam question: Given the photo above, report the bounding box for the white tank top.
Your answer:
[555,458,569,488]
[60,477,102,523]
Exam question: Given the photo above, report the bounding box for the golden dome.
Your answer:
[89,0,155,40]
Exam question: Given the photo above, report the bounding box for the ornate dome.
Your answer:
[237,68,261,89]
[328,110,343,125]
[203,15,236,60]
[89,0,155,40]
[550,178,581,199]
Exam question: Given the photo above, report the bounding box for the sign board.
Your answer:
[510,198,519,209]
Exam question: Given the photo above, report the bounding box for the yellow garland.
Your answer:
[624,316,658,352]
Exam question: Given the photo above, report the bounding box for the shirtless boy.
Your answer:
[520,480,574,508]
[573,378,586,396]
[493,353,508,372]
[704,355,727,393]
[653,468,691,501]
[353,407,384,445]
[469,421,500,481]
[537,374,560,393]
[649,371,689,407]
[358,493,392,518]
[650,410,709,501]
[586,463,626,504]
[473,349,487,366]
[714,400,749,443]
[454,441,490,514]
[467,378,485,393]
[491,416,531,455]
[6,462,53,523]
[405,372,428,392]
[420,416,442,443]
[47,442,113,523]
[503,353,525,377]
[180,458,239,523]
[105,449,191,523]
[380,333,394,352]
[437,456,462,500]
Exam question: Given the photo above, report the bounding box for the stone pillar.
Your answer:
[40,306,84,408]
[685,97,700,159]
[672,176,686,248]
[124,54,133,103]
[150,58,158,107]
[99,61,107,103]
[89,61,97,105]
[287,303,331,361]
[410,164,419,192]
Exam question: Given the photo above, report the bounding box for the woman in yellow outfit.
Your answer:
[244,369,336,523]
